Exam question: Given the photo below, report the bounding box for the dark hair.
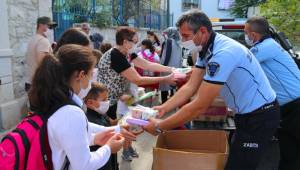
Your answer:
[147,30,160,46]
[141,39,155,53]
[116,27,136,45]
[176,9,212,33]
[246,16,270,37]
[100,43,112,54]
[84,82,108,103]
[29,44,96,115]
[92,49,103,64]
[54,28,90,53]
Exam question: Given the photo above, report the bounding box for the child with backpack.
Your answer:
[0,44,136,170]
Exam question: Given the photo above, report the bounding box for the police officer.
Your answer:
[245,16,300,170]
[144,10,280,170]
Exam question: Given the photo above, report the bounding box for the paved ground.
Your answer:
[119,133,157,170]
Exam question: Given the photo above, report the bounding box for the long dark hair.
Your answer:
[54,28,90,53]
[141,39,155,54]
[29,44,96,115]
[147,30,160,46]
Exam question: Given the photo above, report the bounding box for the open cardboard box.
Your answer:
[153,130,228,170]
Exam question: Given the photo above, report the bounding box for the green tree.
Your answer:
[92,0,113,28]
[111,0,163,26]
[259,0,300,44]
[230,0,266,18]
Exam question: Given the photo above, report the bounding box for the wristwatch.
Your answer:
[154,122,163,134]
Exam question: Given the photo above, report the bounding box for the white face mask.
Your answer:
[128,44,138,54]
[245,34,255,46]
[181,40,203,53]
[97,100,110,115]
[78,79,92,99]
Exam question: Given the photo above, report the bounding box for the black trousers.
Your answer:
[278,98,300,170]
[225,101,280,170]
[103,104,119,170]
[161,89,175,104]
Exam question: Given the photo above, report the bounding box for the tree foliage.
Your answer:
[259,0,300,43]
[111,0,162,25]
[230,0,266,18]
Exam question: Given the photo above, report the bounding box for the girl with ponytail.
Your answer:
[28,44,135,169]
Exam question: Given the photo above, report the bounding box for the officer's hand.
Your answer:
[143,118,162,136]
[186,69,193,81]
[120,126,137,141]
[106,134,125,153]
[94,129,115,146]
[153,105,167,118]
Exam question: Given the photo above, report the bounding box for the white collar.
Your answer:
[71,93,84,108]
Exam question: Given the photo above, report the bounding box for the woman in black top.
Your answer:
[97,27,176,120]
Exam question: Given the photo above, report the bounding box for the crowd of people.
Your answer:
[2,8,300,170]
[21,14,183,170]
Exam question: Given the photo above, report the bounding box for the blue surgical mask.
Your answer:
[245,34,255,46]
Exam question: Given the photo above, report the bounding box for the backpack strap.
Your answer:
[35,100,81,170]
[163,39,173,66]
[1,135,20,170]
[159,41,165,59]
[13,128,30,169]
[61,156,70,170]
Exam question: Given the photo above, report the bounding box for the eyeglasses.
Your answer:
[127,39,138,44]
[127,39,134,42]
[82,27,90,31]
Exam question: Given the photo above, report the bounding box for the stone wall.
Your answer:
[7,0,52,98]
[5,0,161,103]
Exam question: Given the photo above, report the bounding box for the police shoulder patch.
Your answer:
[250,46,258,55]
[207,62,220,77]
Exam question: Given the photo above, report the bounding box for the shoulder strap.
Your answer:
[159,41,166,59]
[163,39,173,66]
[61,156,70,170]
[37,100,81,170]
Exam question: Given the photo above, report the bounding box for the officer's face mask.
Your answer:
[245,34,255,46]
[181,31,203,53]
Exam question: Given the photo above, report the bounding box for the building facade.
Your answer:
[0,0,52,131]
[169,0,234,26]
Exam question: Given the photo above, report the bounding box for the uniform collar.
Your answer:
[199,31,216,59]
[254,35,272,46]
[71,92,84,108]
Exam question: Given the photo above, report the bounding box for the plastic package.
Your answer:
[173,67,192,79]
[118,105,157,134]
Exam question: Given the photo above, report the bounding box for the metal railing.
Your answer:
[52,0,171,40]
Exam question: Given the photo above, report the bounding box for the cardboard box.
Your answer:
[153,130,228,170]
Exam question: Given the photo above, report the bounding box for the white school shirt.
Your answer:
[47,93,121,170]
